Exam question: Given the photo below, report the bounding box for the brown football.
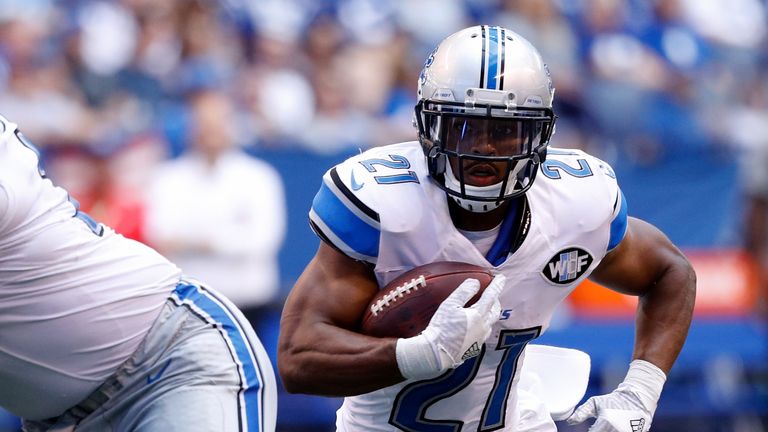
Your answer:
[360,261,494,338]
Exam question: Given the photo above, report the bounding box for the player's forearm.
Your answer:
[278,322,404,396]
[632,254,696,373]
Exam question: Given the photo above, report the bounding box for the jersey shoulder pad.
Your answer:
[543,147,617,181]
[541,147,627,251]
[308,141,425,263]
[338,142,426,191]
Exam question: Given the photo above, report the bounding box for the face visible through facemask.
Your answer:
[443,116,528,189]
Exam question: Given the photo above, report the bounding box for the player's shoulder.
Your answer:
[310,141,427,263]
[333,141,425,177]
[326,141,426,198]
[535,147,624,234]
[336,141,423,165]
[541,147,618,183]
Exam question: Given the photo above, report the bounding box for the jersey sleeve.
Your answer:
[598,159,628,252]
[309,163,381,264]
[607,187,628,251]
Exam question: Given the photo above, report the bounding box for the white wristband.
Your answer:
[396,335,441,380]
[620,359,667,411]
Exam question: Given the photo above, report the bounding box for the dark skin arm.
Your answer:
[589,217,697,374]
[277,243,405,396]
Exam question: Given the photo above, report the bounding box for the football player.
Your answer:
[0,114,277,431]
[278,25,696,432]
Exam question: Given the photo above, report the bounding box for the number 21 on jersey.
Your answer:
[390,327,541,432]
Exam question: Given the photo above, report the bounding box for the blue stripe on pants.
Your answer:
[173,282,264,432]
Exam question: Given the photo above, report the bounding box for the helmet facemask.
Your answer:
[416,98,556,212]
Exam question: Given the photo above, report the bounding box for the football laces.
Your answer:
[370,276,427,316]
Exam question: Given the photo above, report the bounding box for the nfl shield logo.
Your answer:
[542,247,593,285]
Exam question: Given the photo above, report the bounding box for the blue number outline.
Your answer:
[389,327,542,432]
[479,327,541,431]
[358,154,419,185]
[541,159,593,179]
[389,346,485,432]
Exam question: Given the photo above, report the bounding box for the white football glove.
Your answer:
[567,360,667,432]
[395,275,505,380]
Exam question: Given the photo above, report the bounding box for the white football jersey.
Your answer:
[309,141,627,431]
[0,116,182,420]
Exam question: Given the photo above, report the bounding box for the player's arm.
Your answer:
[277,242,402,396]
[278,241,504,397]
[589,216,696,372]
[568,217,695,431]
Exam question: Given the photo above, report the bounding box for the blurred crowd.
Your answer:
[2,0,767,158]
[1,0,768,303]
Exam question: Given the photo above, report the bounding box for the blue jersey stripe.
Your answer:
[173,283,264,431]
[486,27,499,89]
[311,181,380,258]
[608,190,628,251]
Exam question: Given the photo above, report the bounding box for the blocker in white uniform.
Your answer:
[0,114,276,431]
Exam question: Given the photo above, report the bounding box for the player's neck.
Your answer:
[449,199,510,231]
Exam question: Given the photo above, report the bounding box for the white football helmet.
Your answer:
[415,25,557,212]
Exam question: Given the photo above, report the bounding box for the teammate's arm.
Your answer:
[589,216,696,372]
[278,243,404,396]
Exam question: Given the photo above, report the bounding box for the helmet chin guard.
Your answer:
[444,163,510,213]
[415,25,557,212]
[437,144,543,213]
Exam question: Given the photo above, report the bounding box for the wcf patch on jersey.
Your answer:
[542,247,593,285]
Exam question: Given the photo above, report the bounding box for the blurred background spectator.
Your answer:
[44,141,151,243]
[0,0,765,431]
[144,87,286,334]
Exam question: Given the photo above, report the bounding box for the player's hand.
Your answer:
[567,360,666,432]
[396,275,505,380]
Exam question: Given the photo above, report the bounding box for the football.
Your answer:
[360,261,494,338]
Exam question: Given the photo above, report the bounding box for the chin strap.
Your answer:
[443,163,503,213]
[449,195,503,213]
